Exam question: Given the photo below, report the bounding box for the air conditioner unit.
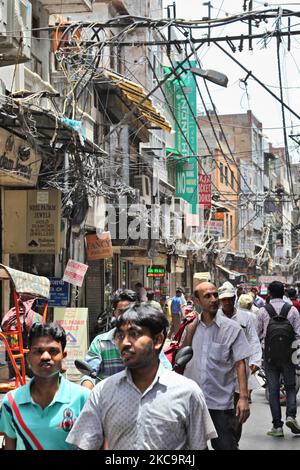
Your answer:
[174,197,188,215]
[150,203,160,240]
[168,209,182,241]
[0,0,31,66]
[133,175,152,206]
[174,197,185,213]
[168,216,177,241]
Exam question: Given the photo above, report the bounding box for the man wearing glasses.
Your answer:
[81,290,171,390]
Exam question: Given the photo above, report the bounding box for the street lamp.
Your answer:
[190,67,229,88]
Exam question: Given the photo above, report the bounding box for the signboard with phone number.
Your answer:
[48,277,70,307]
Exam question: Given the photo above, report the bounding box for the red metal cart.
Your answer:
[0,264,50,392]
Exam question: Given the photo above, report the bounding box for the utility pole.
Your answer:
[166,2,176,58]
[248,0,253,51]
[203,2,212,46]
[166,4,171,58]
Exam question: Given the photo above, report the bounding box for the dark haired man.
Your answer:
[169,287,185,338]
[81,290,170,390]
[144,290,162,311]
[250,287,265,308]
[134,282,147,302]
[67,304,216,450]
[182,282,251,450]
[286,287,300,313]
[217,281,262,444]
[256,281,300,437]
[81,289,138,389]
[0,323,89,450]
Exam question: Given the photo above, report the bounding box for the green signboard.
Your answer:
[146,266,165,278]
[173,61,198,222]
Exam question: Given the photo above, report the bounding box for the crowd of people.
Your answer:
[0,279,300,450]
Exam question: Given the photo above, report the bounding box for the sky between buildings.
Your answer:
[162,0,300,160]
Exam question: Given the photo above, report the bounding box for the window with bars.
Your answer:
[231,170,234,189]
[224,165,228,185]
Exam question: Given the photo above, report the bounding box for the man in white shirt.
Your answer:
[183,282,251,450]
[218,288,262,375]
[217,283,262,444]
[67,303,217,450]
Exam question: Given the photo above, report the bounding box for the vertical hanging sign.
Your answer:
[174,60,199,226]
[199,173,211,208]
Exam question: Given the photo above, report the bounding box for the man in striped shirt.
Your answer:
[81,290,138,389]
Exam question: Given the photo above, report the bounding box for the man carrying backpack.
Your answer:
[256,281,300,437]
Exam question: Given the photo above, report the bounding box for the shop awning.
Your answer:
[216,264,243,280]
[193,272,210,282]
[99,70,172,133]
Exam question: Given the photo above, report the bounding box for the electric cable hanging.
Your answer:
[185,37,263,196]
[276,17,298,208]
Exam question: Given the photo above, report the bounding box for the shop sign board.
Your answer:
[259,275,286,284]
[146,266,165,277]
[85,232,113,260]
[54,307,88,380]
[204,220,223,235]
[4,189,61,254]
[63,259,88,287]
[173,61,199,225]
[0,128,41,187]
[199,174,211,208]
[48,277,70,307]
[26,190,61,253]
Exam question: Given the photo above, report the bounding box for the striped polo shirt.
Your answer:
[0,375,89,450]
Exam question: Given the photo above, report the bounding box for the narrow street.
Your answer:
[240,388,300,450]
[1,0,300,453]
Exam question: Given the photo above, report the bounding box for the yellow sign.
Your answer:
[0,129,41,186]
[4,189,61,254]
[26,190,61,253]
[54,307,88,381]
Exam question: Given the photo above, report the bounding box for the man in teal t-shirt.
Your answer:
[0,322,89,450]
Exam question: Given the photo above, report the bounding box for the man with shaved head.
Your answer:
[183,282,251,450]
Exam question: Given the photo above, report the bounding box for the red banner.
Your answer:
[199,174,211,208]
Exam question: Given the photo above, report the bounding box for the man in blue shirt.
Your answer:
[0,322,89,450]
[169,288,184,338]
[250,287,265,308]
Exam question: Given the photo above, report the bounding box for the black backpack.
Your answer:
[264,303,295,366]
